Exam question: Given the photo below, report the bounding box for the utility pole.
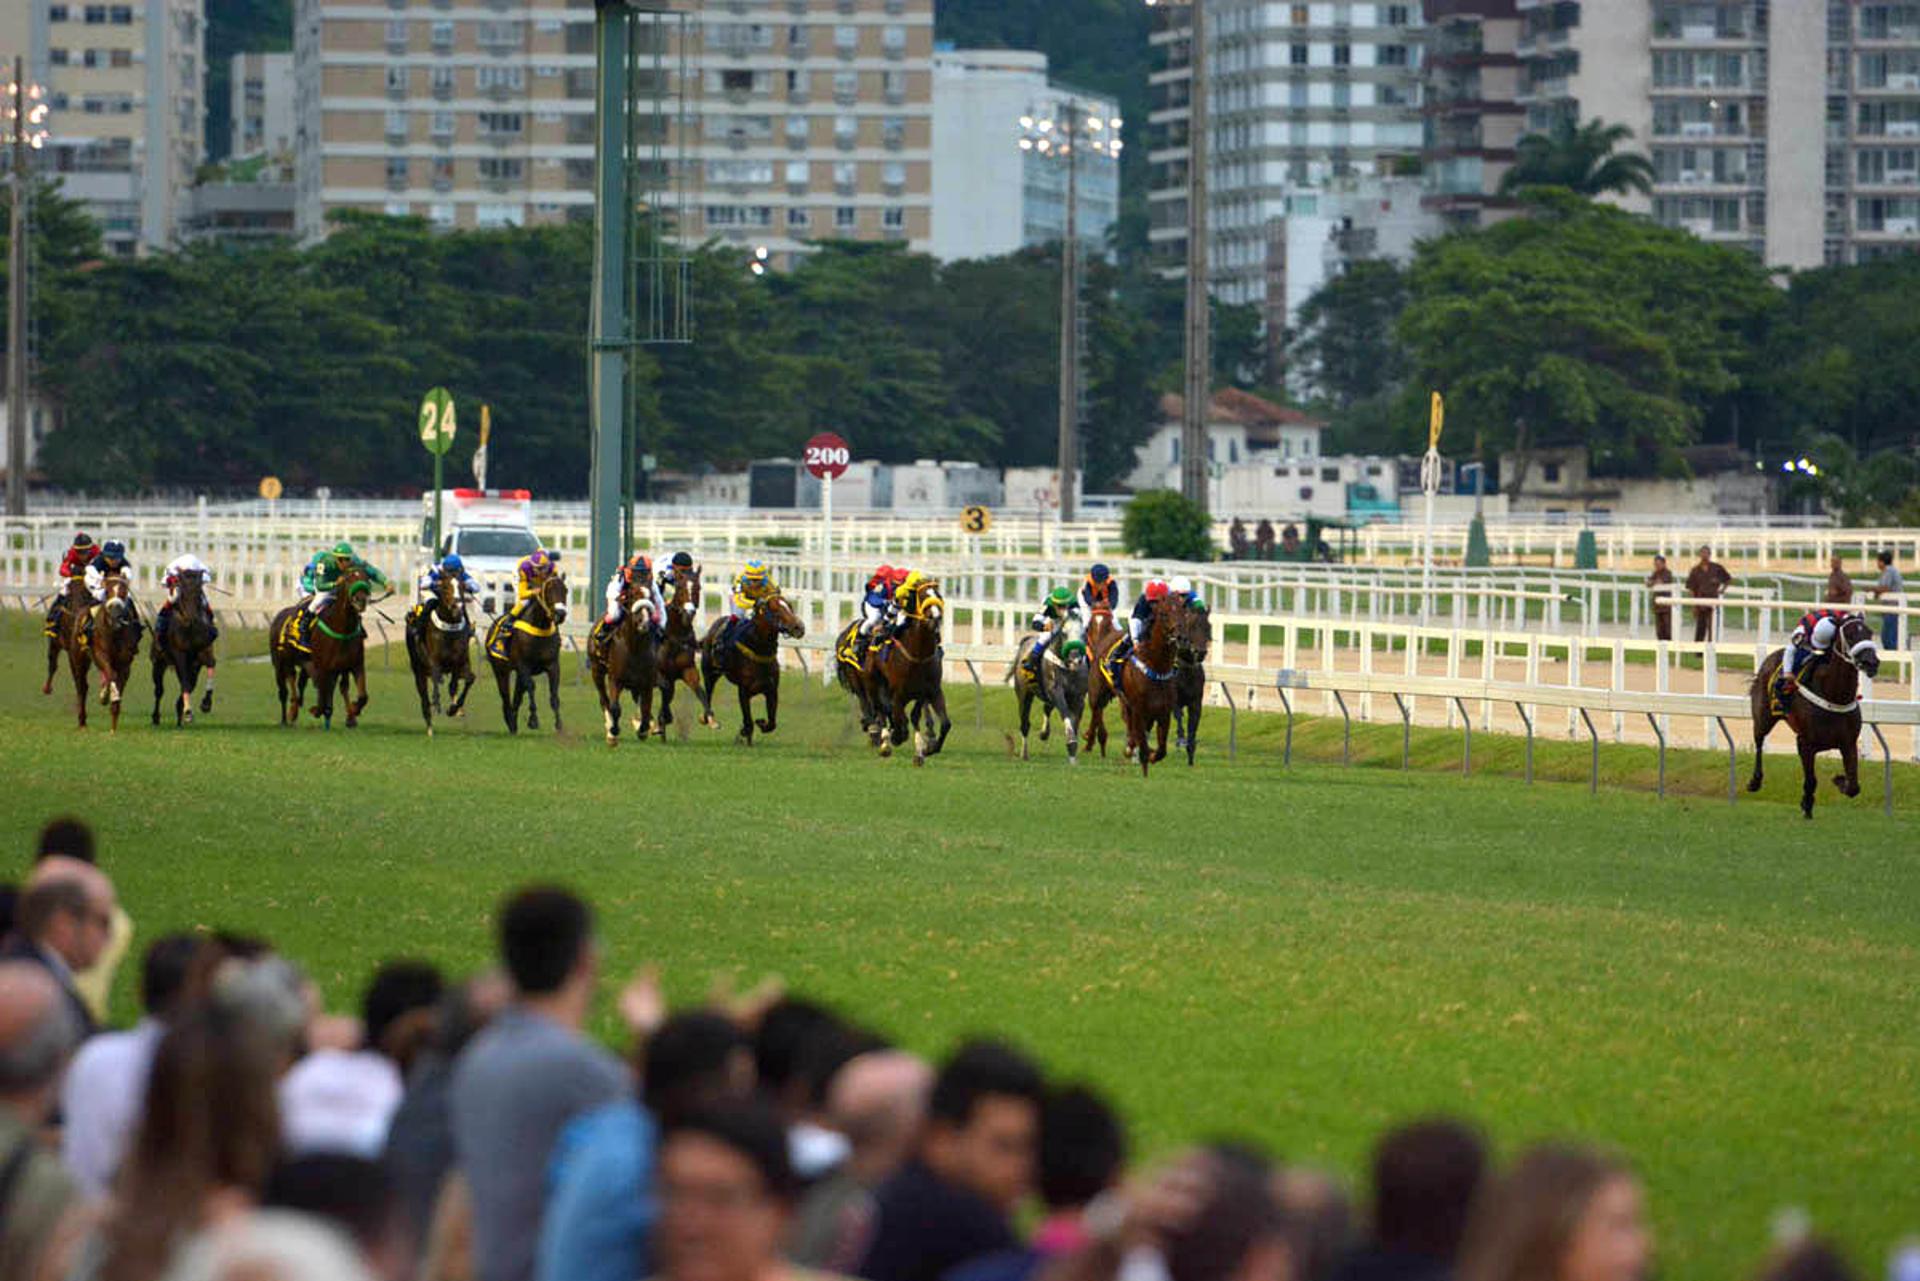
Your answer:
[1055,101,1081,526]
[6,58,29,517]
[1178,0,1210,512]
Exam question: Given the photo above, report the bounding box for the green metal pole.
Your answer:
[433,455,443,554]
[588,2,632,601]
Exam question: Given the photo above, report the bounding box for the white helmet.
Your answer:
[1169,576,1193,596]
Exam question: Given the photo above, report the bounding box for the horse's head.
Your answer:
[1178,601,1212,664]
[1839,614,1881,678]
[668,568,701,632]
[760,593,804,639]
[100,575,132,621]
[1058,611,1088,663]
[434,573,462,615]
[542,572,570,614]
[910,579,944,632]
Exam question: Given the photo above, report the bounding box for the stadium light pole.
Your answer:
[1145,0,1209,513]
[3,61,48,518]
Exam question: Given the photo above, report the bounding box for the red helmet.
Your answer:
[888,566,911,585]
[872,563,893,582]
[1145,581,1170,602]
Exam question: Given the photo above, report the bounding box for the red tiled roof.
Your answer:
[1158,389,1325,430]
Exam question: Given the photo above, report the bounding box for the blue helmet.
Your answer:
[442,553,465,573]
[102,539,126,560]
[1089,562,1110,582]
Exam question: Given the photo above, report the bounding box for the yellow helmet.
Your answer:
[741,560,768,583]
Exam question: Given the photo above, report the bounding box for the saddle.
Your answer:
[485,614,514,663]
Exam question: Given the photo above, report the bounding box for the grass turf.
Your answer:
[2,613,1916,1279]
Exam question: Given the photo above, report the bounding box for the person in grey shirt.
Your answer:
[451,887,631,1281]
[1870,550,1905,650]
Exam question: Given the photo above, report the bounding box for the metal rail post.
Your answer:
[1332,690,1350,766]
[1392,693,1410,769]
[1647,712,1666,798]
[1514,701,1533,784]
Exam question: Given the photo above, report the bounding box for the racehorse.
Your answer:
[871,576,952,764]
[656,568,718,736]
[700,592,804,746]
[485,572,569,735]
[1105,594,1187,779]
[590,578,660,746]
[150,568,217,727]
[271,566,374,729]
[1081,606,1123,757]
[1747,613,1881,819]
[1013,612,1088,764]
[833,616,887,745]
[72,576,142,732]
[406,573,476,736]
[42,576,90,698]
[1171,600,1212,766]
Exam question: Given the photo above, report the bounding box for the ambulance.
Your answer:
[421,488,543,617]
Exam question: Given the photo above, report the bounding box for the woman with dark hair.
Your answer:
[652,1101,821,1281]
[1457,1145,1650,1281]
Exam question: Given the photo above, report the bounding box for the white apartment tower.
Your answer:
[231,50,295,160]
[0,0,205,254]
[294,0,934,252]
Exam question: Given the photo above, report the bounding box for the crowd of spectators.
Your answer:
[0,817,1883,1281]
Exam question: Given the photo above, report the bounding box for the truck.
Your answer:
[420,488,544,617]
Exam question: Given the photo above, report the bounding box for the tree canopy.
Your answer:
[1499,117,1656,199]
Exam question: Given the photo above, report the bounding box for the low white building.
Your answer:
[1126,389,1326,493]
[1498,445,1775,519]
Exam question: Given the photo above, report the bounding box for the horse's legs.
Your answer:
[44,635,59,696]
[546,661,563,734]
[198,652,215,714]
[926,689,952,759]
[759,673,780,735]
[1748,711,1773,792]
[1018,690,1033,760]
[600,672,621,746]
[1183,698,1202,766]
[151,651,167,726]
[495,665,518,734]
[1836,732,1862,799]
[636,676,655,740]
[1797,733,1818,819]
[349,661,369,726]
[686,666,717,728]
[1152,709,1170,766]
[735,679,756,745]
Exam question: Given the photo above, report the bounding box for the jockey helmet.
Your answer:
[72,531,95,549]
[1169,576,1193,597]
[442,554,464,573]
[671,551,693,569]
[332,541,356,560]
[102,540,127,560]
[873,563,894,582]
[1145,580,1170,602]
[525,551,551,573]
[888,566,911,585]
[1089,563,1111,583]
[1048,586,1074,609]
[741,560,768,583]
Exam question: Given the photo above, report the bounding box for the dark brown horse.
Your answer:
[590,578,660,746]
[271,566,374,729]
[1101,595,1186,778]
[42,576,90,698]
[1171,600,1212,766]
[1748,613,1882,818]
[485,572,568,735]
[872,577,952,765]
[833,616,888,744]
[407,573,476,736]
[1081,606,1123,756]
[151,568,217,727]
[655,568,718,736]
[700,592,804,746]
[73,575,142,732]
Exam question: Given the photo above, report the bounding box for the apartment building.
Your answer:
[0,0,204,254]
[294,0,934,254]
[1147,0,1425,333]
[929,48,1120,263]
[231,50,295,159]
[1420,0,1523,227]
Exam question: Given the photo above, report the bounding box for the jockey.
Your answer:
[1783,608,1850,681]
[84,540,133,603]
[1021,586,1082,680]
[305,542,391,617]
[657,550,697,594]
[44,532,97,636]
[417,552,480,602]
[1168,575,1206,612]
[889,569,932,632]
[717,560,778,664]
[853,565,897,657]
[1106,580,1170,683]
[602,552,664,635]
[155,554,219,648]
[1081,563,1123,617]
[505,550,566,628]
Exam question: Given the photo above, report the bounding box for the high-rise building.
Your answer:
[1433,2,1920,267]
[1148,1,1426,336]
[929,48,1120,263]
[232,50,295,160]
[1,0,205,255]
[295,0,934,253]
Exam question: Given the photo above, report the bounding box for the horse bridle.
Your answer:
[759,594,802,639]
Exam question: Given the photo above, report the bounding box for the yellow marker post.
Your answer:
[1429,390,1445,451]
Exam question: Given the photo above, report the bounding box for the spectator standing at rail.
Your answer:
[1870,550,1904,650]
[856,1040,1044,1281]
[1331,1119,1487,1281]
[1684,545,1732,644]
[0,962,82,1281]
[450,887,630,1281]
[1645,555,1676,642]
[1823,554,1852,605]
[1229,519,1250,560]
[1255,520,1276,559]
[1457,1144,1651,1281]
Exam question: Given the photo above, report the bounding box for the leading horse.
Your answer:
[1747,613,1882,819]
[590,578,660,746]
[871,576,952,764]
[1102,594,1186,779]
[271,566,374,729]
[656,568,718,737]
[73,576,142,732]
[407,573,477,735]
[151,568,217,727]
[700,592,804,746]
[485,572,569,735]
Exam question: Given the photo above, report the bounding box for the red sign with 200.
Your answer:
[804,432,852,480]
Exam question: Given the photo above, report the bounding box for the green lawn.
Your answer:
[2,614,1916,1279]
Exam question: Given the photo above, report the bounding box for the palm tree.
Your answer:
[1499,117,1656,198]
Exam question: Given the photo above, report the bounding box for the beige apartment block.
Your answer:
[295,0,934,256]
[2,0,203,254]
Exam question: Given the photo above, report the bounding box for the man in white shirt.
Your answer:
[60,934,199,1198]
[280,960,443,1158]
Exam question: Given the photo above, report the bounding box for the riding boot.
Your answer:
[1022,644,1045,681]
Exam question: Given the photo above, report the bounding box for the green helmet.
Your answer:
[331,541,356,559]
[1048,586,1074,609]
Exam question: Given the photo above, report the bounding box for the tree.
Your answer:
[1794,434,1920,525]
[1121,489,1213,561]
[1499,117,1656,199]
[1289,259,1410,409]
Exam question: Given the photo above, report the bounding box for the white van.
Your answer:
[422,488,542,617]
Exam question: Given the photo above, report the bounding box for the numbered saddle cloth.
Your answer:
[485,614,513,663]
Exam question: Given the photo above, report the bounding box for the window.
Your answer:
[786,115,810,142]
[82,48,100,66]
[387,18,408,46]
[1386,4,1411,23]
[1290,43,1307,66]
[1290,5,1307,22]
[882,206,905,229]
[835,205,857,229]
[82,5,105,21]
[1542,462,1562,484]
[881,160,905,188]
[386,66,409,93]
[707,159,773,185]
[476,204,525,228]
[722,68,754,93]
[478,156,525,181]
[109,4,131,21]
[1333,44,1351,66]
[787,206,811,229]
[478,111,524,136]
[49,4,69,19]
[428,203,455,227]
[431,19,453,46]
[49,48,68,65]
[785,159,809,185]
[109,48,130,66]
[834,114,857,144]
[833,160,856,189]
[1320,466,1339,483]
[833,70,858,101]
[386,157,409,183]
[882,25,906,54]
[1379,45,1409,67]
[386,109,408,136]
[477,65,525,92]
[834,24,858,53]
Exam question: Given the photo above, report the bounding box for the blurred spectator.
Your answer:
[1823,555,1853,606]
[160,1209,377,1281]
[1752,1239,1856,1281]
[1277,1168,1353,1281]
[61,933,199,1197]
[1458,1145,1650,1281]
[0,962,83,1281]
[1331,1119,1486,1281]
[1044,1145,1289,1281]
[1256,521,1277,558]
[1229,520,1250,560]
[857,1040,1044,1281]
[790,1023,887,1183]
[1281,525,1302,558]
[282,961,444,1157]
[757,1000,843,1123]
[654,1101,804,1281]
[27,818,133,1025]
[1645,556,1675,642]
[1,865,117,1039]
[790,1051,933,1272]
[451,887,629,1281]
[1870,550,1903,650]
[385,972,510,1255]
[948,1084,1128,1281]
[264,1153,413,1281]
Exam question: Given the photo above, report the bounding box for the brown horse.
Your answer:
[872,577,953,764]
[1747,613,1882,819]
[271,567,374,729]
[485,572,569,735]
[151,568,217,727]
[1171,600,1212,766]
[71,576,142,732]
[590,578,660,746]
[655,568,718,736]
[1097,595,1186,778]
[42,576,90,697]
[407,573,476,736]
[1081,606,1122,756]
[833,617,887,744]
[700,592,804,745]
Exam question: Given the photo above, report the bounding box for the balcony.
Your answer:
[386,33,408,54]
[431,78,453,100]
[432,172,453,193]
[882,126,903,151]
[386,170,409,192]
